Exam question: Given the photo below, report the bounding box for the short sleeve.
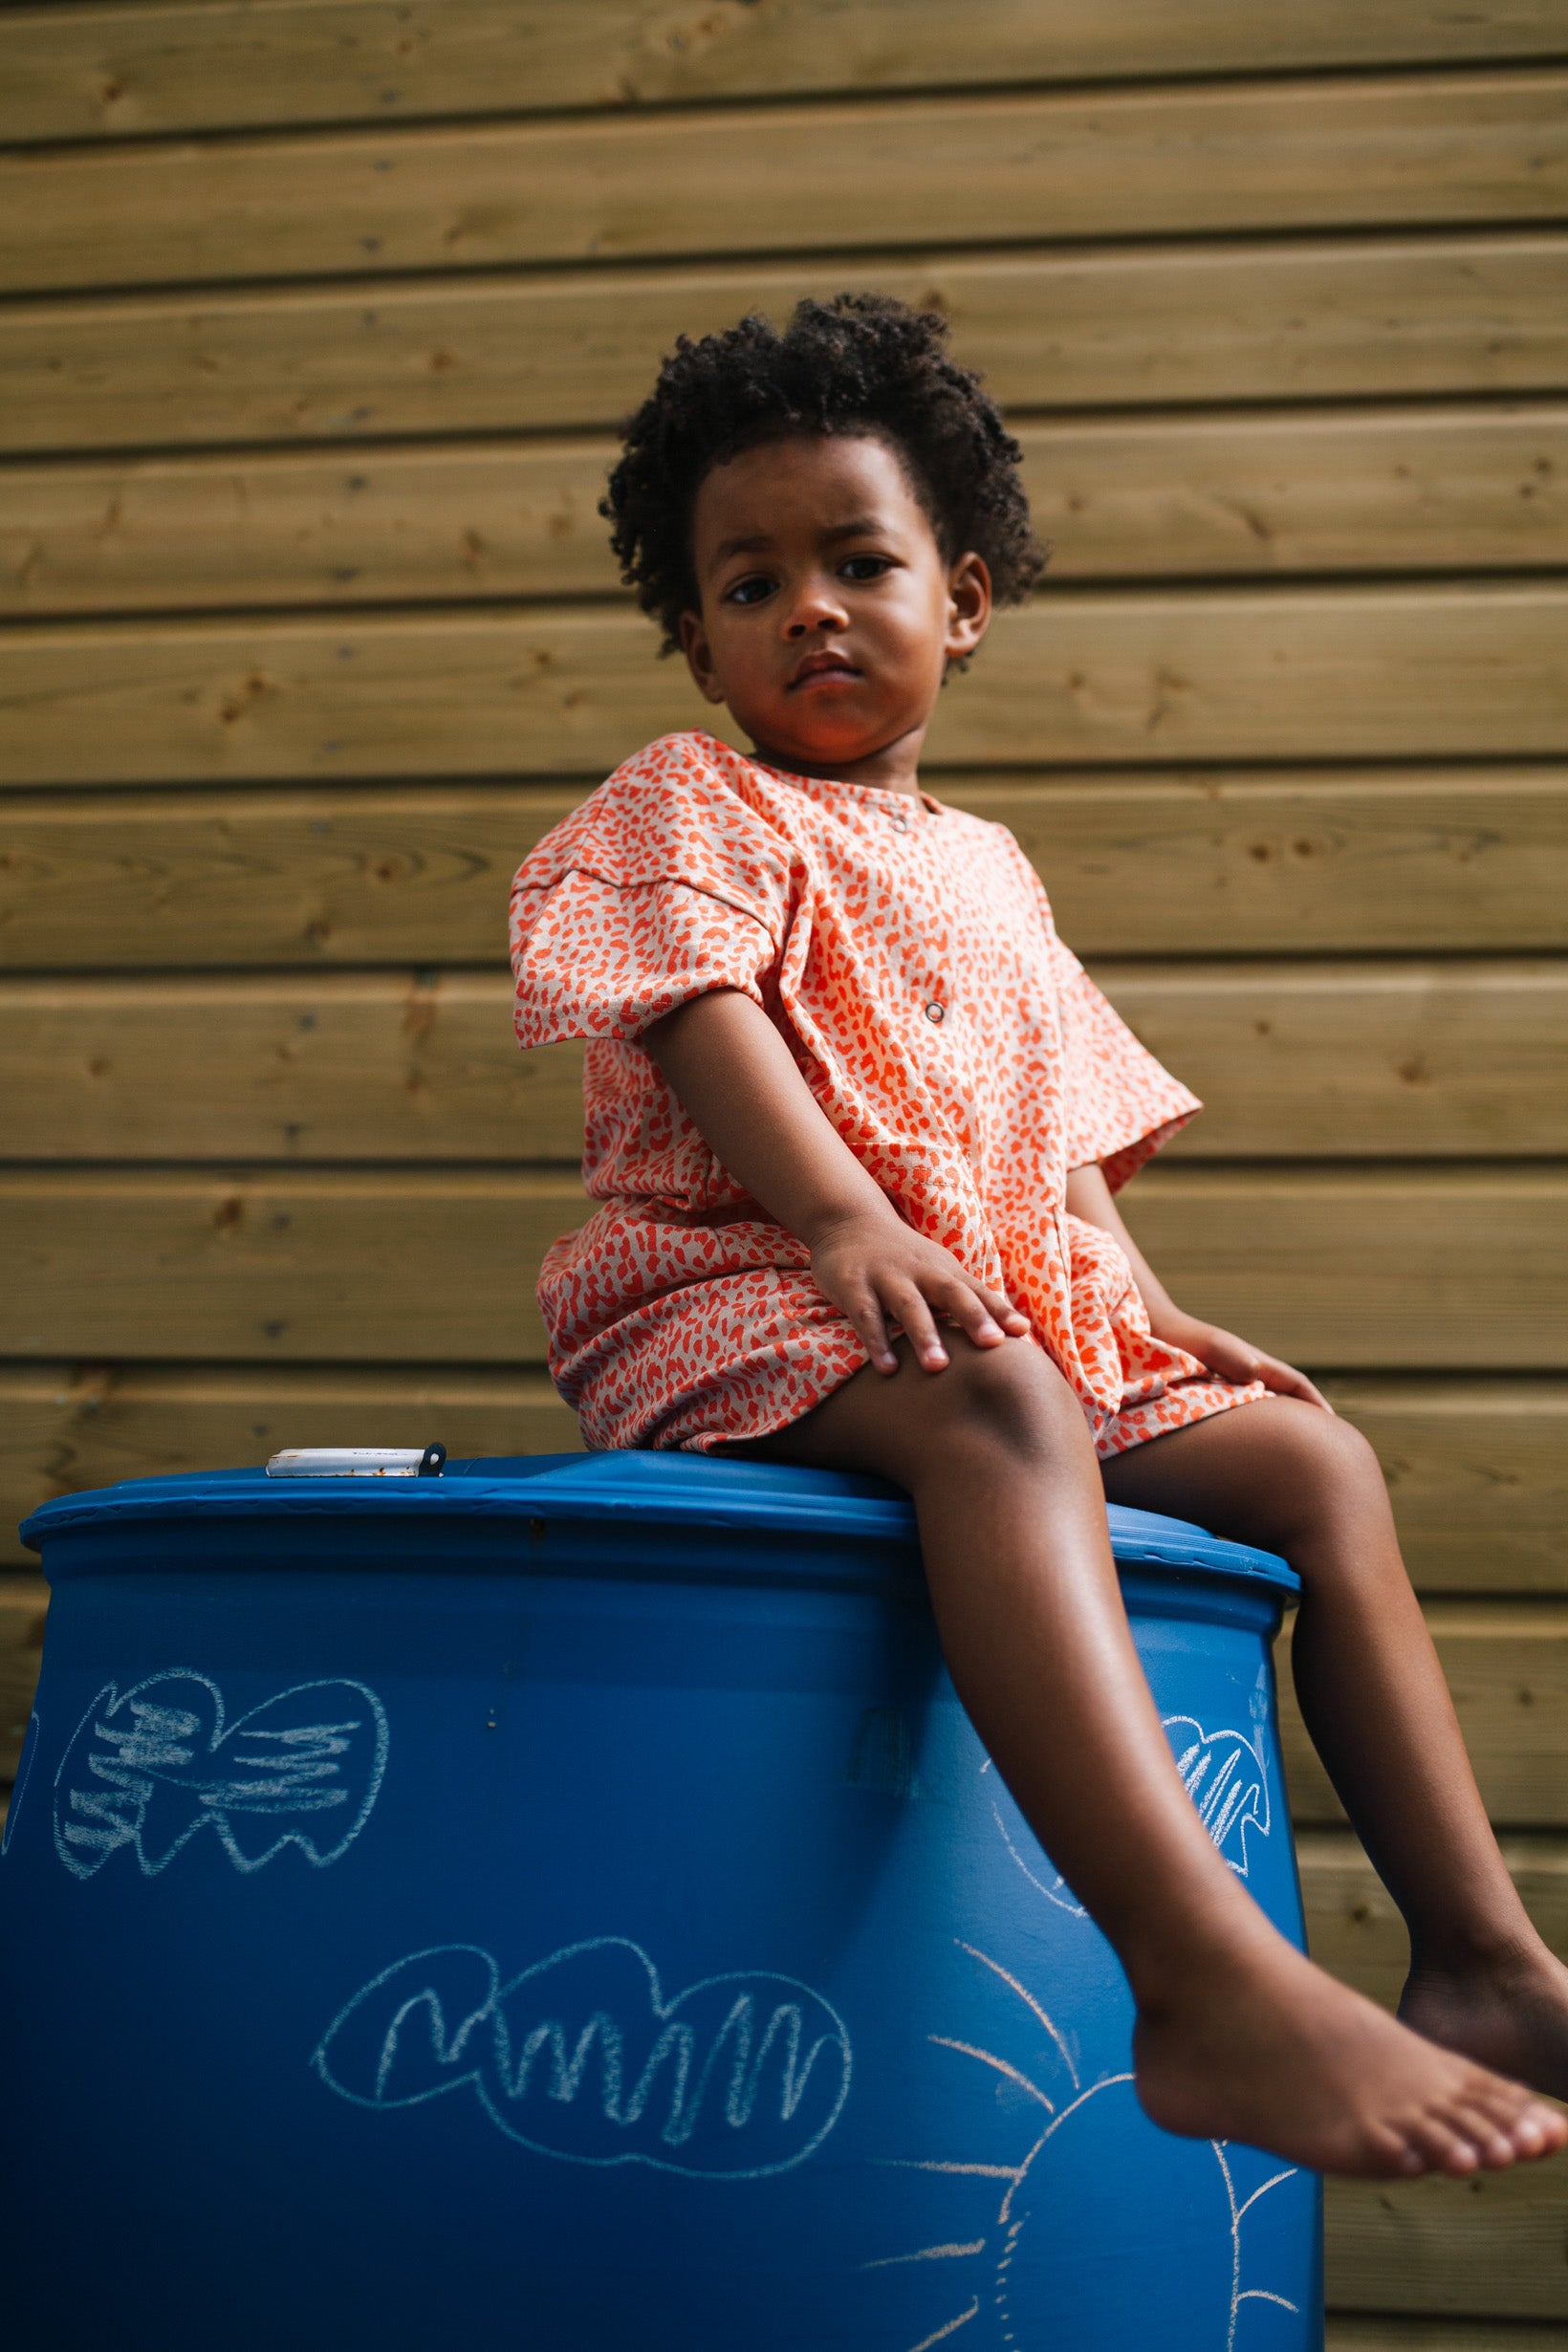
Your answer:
[1052,934,1202,1191]
[510,734,794,1048]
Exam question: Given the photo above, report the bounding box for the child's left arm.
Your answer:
[1064,1163,1333,1415]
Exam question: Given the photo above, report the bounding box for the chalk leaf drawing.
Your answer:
[985,1711,1272,1917]
[53,1670,388,1880]
[314,1936,852,2180]
[1165,1716,1272,1879]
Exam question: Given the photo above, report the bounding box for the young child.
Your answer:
[511,294,1568,2179]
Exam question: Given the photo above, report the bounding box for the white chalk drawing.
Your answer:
[1165,1716,1272,1880]
[53,1670,388,1880]
[872,1940,1299,2352]
[313,1936,852,2180]
[983,1710,1273,1918]
[1,1710,39,1857]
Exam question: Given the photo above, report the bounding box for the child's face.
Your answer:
[679,432,991,780]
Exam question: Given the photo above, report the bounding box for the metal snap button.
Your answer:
[889,813,910,835]
[925,1001,946,1025]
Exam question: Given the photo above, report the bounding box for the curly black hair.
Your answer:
[601,292,1048,655]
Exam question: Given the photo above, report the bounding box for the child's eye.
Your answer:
[840,554,894,582]
[724,574,774,607]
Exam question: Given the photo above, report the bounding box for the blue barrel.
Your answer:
[2,1451,1320,2351]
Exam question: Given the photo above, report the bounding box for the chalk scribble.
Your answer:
[53,1670,388,1879]
[314,1935,852,2180]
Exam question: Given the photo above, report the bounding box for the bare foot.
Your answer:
[1401,1938,1568,2105]
[1133,1930,1567,2177]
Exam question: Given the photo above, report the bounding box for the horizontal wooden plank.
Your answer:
[1280,1604,1568,1827]
[1328,2325,1568,2350]
[9,405,1568,619]
[3,1164,1567,1367]
[1328,2326,1568,2350]
[6,770,1565,967]
[1300,1826,1568,2011]
[955,771,1568,957]
[1313,1822,1568,2318]
[9,962,1568,1163]
[1107,960,1568,1159]
[7,0,1565,144]
[1327,2158,1568,2319]
[7,584,1568,786]
[4,236,1565,456]
[0,1571,46,1781]
[0,1168,580,1363]
[0,974,586,1161]
[1323,1378,1568,1593]
[1121,1164,1568,1369]
[11,74,1568,297]
[0,1360,577,1572]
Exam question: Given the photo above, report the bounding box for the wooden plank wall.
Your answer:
[4,3,1568,2333]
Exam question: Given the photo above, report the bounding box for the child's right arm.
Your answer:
[645,987,1028,1377]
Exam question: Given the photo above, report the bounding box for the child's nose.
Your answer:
[783,576,849,636]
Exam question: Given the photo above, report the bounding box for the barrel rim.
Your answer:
[19,1451,1300,1599]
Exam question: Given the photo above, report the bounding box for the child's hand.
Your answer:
[809,1209,1032,1375]
[1163,1314,1334,1414]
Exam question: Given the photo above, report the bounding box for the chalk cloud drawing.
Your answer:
[873,1941,1300,2352]
[1,1710,39,1858]
[984,1711,1272,1918]
[314,1935,852,2180]
[53,1670,388,1880]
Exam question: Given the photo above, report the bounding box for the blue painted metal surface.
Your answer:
[2,1452,1321,2350]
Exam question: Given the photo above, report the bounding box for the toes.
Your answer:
[1402,2109,1483,2176]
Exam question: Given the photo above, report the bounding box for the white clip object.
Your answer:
[265,1446,446,1479]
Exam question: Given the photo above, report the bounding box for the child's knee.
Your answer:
[1248,1398,1389,1547]
[926,1337,1085,1461]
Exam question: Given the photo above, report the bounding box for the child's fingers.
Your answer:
[941,1275,1012,1350]
[963,1274,1030,1336]
[883,1277,951,1371]
[843,1284,899,1375]
[1260,1356,1335,1414]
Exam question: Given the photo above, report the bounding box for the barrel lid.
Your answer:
[19,1450,1298,1598]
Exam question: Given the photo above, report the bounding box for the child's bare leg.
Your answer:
[1100,1396,1568,2100]
[745,1340,1564,2176]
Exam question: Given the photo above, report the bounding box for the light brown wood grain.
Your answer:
[4,1164,1568,1368]
[1118,1163,1568,1370]
[1280,1604,1568,1827]
[6,0,1563,143]
[9,406,1568,619]
[8,962,1568,1163]
[1326,2326,1568,2350]
[4,236,1565,455]
[0,1360,578,1574]
[10,74,1568,296]
[1326,2160,1568,2319]
[0,973,585,1162]
[7,771,1564,968]
[0,1574,47,1783]
[0,1167,581,1363]
[1322,1379,1568,1594]
[7,584,1567,787]
[1299,1827,1568,2012]
[1328,2327,1568,2350]
[1102,960,1568,1160]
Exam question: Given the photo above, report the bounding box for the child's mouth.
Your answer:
[789,657,862,691]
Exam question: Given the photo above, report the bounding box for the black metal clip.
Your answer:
[417,1443,447,1478]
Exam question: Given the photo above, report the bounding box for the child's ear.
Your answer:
[946,553,992,664]
[679,609,729,706]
